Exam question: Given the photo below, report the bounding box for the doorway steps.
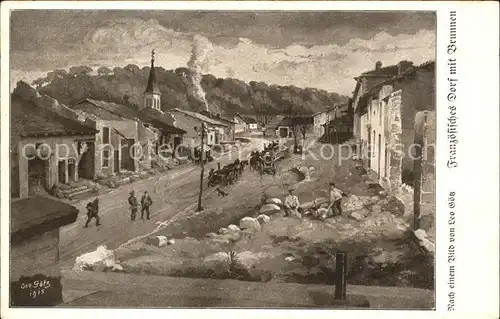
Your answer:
[63,185,94,200]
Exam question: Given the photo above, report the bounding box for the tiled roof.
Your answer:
[361,65,399,77]
[357,61,435,114]
[11,95,98,137]
[169,108,229,127]
[139,108,186,134]
[11,196,79,243]
[71,101,125,121]
[76,98,139,121]
[243,117,257,124]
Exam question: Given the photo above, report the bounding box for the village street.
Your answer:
[58,137,267,267]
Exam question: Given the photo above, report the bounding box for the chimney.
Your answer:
[375,61,382,71]
[397,60,414,74]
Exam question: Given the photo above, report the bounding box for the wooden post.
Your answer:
[197,123,205,212]
[217,162,221,170]
[334,252,347,300]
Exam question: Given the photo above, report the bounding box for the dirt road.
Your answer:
[59,138,267,266]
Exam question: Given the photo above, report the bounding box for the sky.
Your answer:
[10,10,436,95]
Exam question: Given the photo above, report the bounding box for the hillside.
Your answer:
[34,65,348,115]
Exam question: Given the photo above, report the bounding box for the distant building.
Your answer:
[244,116,259,130]
[223,113,248,133]
[168,108,230,147]
[313,111,328,137]
[275,116,314,138]
[11,94,98,199]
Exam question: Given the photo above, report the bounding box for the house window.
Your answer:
[102,127,110,144]
[102,149,110,168]
[379,103,383,126]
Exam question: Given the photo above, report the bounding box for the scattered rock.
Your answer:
[256,214,271,225]
[167,239,175,245]
[227,224,241,232]
[73,245,116,271]
[342,195,365,212]
[300,197,328,210]
[218,227,229,235]
[145,235,168,247]
[259,204,281,215]
[371,204,382,214]
[236,251,269,269]
[206,232,218,238]
[239,217,261,231]
[266,198,282,206]
[285,256,295,262]
[379,190,387,196]
[111,264,124,272]
[414,229,435,253]
[349,212,363,222]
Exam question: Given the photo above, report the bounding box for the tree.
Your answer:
[46,69,68,82]
[97,66,113,76]
[32,77,47,89]
[69,65,93,77]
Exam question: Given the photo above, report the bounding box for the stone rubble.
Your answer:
[227,224,241,232]
[73,245,122,271]
[259,204,281,215]
[145,235,168,247]
[256,214,271,225]
[239,217,262,232]
[266,198,283,206]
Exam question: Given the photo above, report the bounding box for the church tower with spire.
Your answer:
[143,49,161,111]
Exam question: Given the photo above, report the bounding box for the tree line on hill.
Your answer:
[32,64,349,116]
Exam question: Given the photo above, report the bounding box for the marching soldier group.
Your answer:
[83,190,154,228]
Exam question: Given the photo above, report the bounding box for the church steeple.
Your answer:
[143,49,161,111]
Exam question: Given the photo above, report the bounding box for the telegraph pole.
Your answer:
[197,122,206,212]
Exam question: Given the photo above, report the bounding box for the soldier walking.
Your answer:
[128,190,138,221]
[84,197,101,228]
[141,191,153,220]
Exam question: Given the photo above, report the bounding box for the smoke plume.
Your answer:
[187,35,213,112]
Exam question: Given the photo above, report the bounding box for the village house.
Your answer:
[71,99,142,176]
[355,61,435,190]
[223,113,249,133]
[11,94,98,199]
[275,116,314,139]
[10,196,79,306]
[168,108,230,148]
[244,116,259,130]
[313,111,328,137]
[352,61,415,141]
[321,100,354,144]
[201,111,237,142]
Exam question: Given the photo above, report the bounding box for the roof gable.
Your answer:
[169,108,229,127]
[11,96,97,137]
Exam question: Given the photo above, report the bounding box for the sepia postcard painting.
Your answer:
[7,9,436,309]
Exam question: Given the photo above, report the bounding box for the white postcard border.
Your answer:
[1,2,499,318]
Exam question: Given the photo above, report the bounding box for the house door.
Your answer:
[68,159,76,182]
[114,150,120,173]
[174,136,181,151]
[78,142,95,180]
[121,139,136,171]
[367,129,371,168]
[279,127,287,138]
[28,158,48,190]
[377,134,382,179]
[58,160,66,184]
